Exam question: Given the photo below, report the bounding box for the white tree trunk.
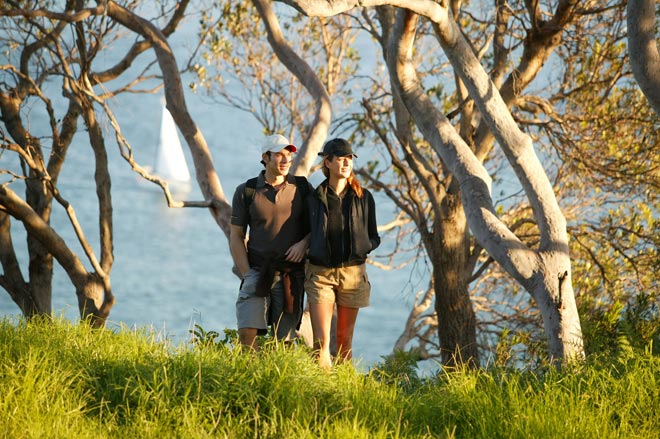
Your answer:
[389,8,584,362]
[534,252,583,360]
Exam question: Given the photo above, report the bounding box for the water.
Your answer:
[0,79,422,371]
[0,7,432,369]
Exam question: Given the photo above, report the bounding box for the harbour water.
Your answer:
[0,84,430,370]
[0,9,433,370]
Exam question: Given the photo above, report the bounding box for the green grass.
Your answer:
[0,318,658,438]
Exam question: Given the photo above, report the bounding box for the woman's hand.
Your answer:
[285,239,308,263]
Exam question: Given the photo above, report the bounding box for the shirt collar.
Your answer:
[256,171,294,188]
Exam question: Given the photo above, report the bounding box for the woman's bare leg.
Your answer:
[309,302,335,368]
[335,305,359,362]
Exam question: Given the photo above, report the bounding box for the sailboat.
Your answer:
[154,105,191,187]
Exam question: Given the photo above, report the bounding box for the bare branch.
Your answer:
[252,0,332,176]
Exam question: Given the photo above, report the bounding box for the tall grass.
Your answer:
[0,318,658,438]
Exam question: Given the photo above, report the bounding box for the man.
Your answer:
[229,134,311,349]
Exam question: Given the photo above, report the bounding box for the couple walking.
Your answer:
[229,134,380,368]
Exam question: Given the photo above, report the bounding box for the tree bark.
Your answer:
[79,95,115,322]
[0,1,194,326]
[432,192,479,367]
[0,1,235,327]
[0,185,109,325]
[627,0,660,116]
[384,6,583,362]
[0,90,56,316]
[0,212,35,315]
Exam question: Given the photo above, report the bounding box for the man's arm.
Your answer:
[230,224,251,278]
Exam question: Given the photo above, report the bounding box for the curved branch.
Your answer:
[387,9,538,288]
[431,5,569,253]
[92,0,191,84]
[252,0,332,177]
[0,2,107,21]
[105,1,232,237]
[394,285,435,352]
[276,0,446,18]
[0,184,88,286]
[82,87,212,209]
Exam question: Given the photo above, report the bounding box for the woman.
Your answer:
[305,138,380,368]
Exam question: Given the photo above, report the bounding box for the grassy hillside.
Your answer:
[0,318,658,438]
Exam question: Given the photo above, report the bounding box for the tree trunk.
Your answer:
[76,274,110,328]
[432,192,479,368]
[106,2,233,237]
[534,252,583,361]
[0,212,37,315]
[252,0,331,175]
[25,237,54,317]
[0,184,112,326]
[627,0,660,116]
[0,92,55,317]
[25,168,54,317]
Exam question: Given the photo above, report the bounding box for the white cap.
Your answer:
[261,134,297,154]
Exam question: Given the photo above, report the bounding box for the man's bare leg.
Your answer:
[238,327,259,351]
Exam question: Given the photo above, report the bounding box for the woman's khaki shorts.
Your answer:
[304,263,371,308]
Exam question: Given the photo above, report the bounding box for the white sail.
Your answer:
[154,106,191,183]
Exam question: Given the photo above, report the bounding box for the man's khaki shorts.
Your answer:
[304,263,371,308]
[235,268,303,339]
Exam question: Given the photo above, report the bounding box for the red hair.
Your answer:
[322,155,363,198]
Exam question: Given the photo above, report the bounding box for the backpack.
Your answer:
[243,175,310,209]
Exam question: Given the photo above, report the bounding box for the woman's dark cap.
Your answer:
[318,138,357,158]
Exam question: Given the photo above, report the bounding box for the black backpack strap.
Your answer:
[243,177,259,208]
[293,175,310,199]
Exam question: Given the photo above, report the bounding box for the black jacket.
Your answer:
[307,180,380,267]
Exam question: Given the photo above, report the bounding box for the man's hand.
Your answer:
[285,239,308,263]
[230,224,251,278]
